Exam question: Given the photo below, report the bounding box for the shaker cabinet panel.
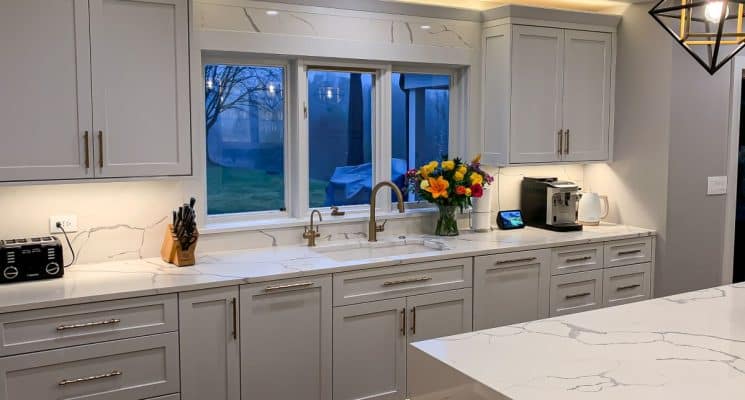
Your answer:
[90,0,191,177]
[333,298,407,400]
[509,25,564,164]
[242,276,332,400]
[562,30,612,162]
[0,0,93,181]
[179,287,240,400]
[474,250,551,329]
[406,289,472,343]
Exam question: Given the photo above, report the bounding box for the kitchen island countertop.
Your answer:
[408,282,745,400]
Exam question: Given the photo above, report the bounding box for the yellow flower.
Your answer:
[441,160,455,171]
[471,154,482,164]
[470,173,483,185]
[419,165,433,178]
[427,161,439,170]
[454,171,465,182]
[420,180,430,190]
[465,188,472,196]
[457,165,467,174]
[424,176,449,199]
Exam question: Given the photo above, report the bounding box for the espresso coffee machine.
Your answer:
[521,177,583,232]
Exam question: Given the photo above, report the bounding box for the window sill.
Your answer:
[200,207,444,235]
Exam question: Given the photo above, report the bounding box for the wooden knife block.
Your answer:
[160,224,198,267]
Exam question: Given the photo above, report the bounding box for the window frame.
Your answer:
[202,55,292,225]
[199,55,466,229]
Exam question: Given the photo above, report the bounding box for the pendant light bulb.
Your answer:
[704,1,728,23]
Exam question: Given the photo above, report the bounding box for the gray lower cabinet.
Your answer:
[333,289,473,400]
[0,332,180,400]
[241,276,332,400]
[179,287,240,400]
[474,250,551,330]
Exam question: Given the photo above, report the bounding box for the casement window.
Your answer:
[203,58,460,224]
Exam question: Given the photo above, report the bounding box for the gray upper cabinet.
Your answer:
[0,0,93,182]
[0,0,191,183]
[481,22,615,166]
[179,287,240,400]
[90,0,191,177]
[241,276,332,400]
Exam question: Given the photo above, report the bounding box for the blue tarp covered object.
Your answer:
[325,159,408,206]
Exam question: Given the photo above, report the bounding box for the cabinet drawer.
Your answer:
[550,244,603,275]
[333,258,473,306]
[604,237,652,267]
[549,270,603,316]
[603,263,652,307]
[0,294,178,356]
[0,332,180,400]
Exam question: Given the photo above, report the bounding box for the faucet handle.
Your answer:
[376,220,387,233]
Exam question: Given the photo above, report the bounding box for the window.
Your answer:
[204,64,286,215]
[392,72,450,200]
[307,70,374,208]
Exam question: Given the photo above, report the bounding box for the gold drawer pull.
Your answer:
[264,282,314,291]
[618,249,642,256]
[495,257,537,265]
[617,284,641,291]
[566,256,592,263]
[58,370,122,386]
[383,276,432,286]
[565,292,591,300]
[57,318,121,331]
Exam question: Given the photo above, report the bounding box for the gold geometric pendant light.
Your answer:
[650,0,745,74]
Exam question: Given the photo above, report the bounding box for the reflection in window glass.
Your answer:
[205,64,285,215]
[392,73,450,200]
[308,70,374,208]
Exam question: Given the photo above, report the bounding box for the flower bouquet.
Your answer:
[406,155,493,236]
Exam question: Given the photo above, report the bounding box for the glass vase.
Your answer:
[435,205,459,236]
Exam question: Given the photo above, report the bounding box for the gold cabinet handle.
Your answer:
[495,257,537,265]
[97,130,104,169]
[617,284,641,291]
[566,256,592,263]
[83,131,90,169]
[231,297,238,340]
[264,282,314,291]
[565,292,591,300]
[564,129,570,154]
[618,249,642,256]
[557,129,564,156]
[57,318,120,331]
[400,308,406,336]
[382,276,432,287]
[410,307,416,335]
[59,370,122,386]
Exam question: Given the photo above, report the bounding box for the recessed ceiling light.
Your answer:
[420,25,431,30]
[266,10,279,16]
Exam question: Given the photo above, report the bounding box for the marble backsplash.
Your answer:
[0,165,583,266]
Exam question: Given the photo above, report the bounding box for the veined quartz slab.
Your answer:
[0,224,653,313]
[409,283,745,400]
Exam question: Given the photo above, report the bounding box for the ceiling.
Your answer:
[382,0,632,13]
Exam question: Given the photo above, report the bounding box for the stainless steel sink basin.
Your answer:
[313,239,449,262]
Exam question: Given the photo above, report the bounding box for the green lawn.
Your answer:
[207,162,327,214]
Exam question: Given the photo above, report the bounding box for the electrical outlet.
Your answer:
[50,215,78,234]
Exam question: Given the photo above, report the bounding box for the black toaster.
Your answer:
[0,237,64,284]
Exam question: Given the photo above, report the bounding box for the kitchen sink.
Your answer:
[313,238,450,262]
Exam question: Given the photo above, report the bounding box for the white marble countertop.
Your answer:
[409,283,745,400]
[0,224,653,314]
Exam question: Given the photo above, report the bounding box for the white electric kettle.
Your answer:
[577,192,609,226]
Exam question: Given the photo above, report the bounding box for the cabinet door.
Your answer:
[179,287,240,400]
[242,276,332,400]
[334,298,407,400]
[0,0,93,182]
[562,30,612,162]
[474,250,551,330]
[406,289,472,343]
[510,25,564,163]
[90,0,191,178]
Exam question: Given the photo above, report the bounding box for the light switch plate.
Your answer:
[707,176,727,195]
[50,215,78,234]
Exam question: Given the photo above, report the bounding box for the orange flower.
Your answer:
[424,176,449,199]
[455,185,467,195]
